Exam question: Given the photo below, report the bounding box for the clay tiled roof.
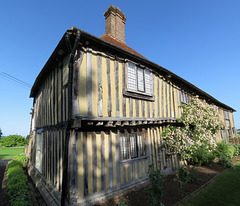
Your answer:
[99,34,147,59]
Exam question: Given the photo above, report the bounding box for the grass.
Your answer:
[183,161,240,206]
[0,147,25,160]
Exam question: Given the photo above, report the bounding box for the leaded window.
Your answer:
[223,110,230,120]
[120,131,145,161]
[120,133,128,160]
[127,62,152,95]
[180,90,189,104]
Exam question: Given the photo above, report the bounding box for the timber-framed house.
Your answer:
[28,5,236,206]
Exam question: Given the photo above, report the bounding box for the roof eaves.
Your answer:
[30,27,236,112]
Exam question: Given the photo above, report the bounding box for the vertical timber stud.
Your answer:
[69,130,78,203]
[61,29,81,206]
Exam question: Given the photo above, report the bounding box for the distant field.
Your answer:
[0,147,25,160]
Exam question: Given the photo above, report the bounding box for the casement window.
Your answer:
[223,111,230,120]
[221,129,231,142]
[127,62,153,95]
[180,90,189,104]
[35,131,43,173]
[120,131,145,160]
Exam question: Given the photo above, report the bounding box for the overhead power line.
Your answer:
[0,72,32,89]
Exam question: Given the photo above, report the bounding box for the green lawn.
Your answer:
[183,161,240,206]
[0,147,25,160]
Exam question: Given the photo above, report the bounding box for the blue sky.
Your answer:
[0,0,239,136]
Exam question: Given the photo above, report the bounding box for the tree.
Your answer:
[0,135,29,147]
[0,128,2,138]
[26,135,30,140]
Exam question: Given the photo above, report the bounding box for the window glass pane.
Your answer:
[180,91,188,104]
[144,70,152,94]
[130,133,137,158]
[127,63,137,90]
[137,67,144,92]
[35,133,43,173]
[186,93,189,103]
[120,134,128,160]
[137,133,143,156]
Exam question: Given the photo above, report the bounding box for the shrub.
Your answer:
[174,166,197,194]
[214,141,234,168]
[218,157,234,168]
[14,153,28,163]
[6,160,23,170]
[161,96,222,163]
[145,164,165,206]
[6,160,32,206]
[229,136,240,157]
[0,135,28,147]
[191,146,215,166]
[227,144,236,159]
[214,141,231,159]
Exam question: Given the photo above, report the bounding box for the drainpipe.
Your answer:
[61,29,81,206]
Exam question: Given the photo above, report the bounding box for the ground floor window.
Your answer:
[120,130,145,160]
[35,131,43,173]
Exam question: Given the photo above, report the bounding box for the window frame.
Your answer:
[120,129,147,163]
[180,90,189,104]
[124,61,154,101]
[35,129,43,173]
[223,110,230,120]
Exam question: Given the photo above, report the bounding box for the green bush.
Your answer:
[145,164,165,206]
[14,153,28,163]
[218,157,234,168]
[227,144,236,159]
[214,141,231,159]
[6,160,23,170]
[191,146,215,166]
[6,160,32,206]
[0,135,28,147]
[174,166,197,194]
[229,136,240,157]
[214,141,234,168]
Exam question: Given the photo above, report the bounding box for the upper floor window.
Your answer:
[180,90,189,104]
[127,62,152,96]
[223,110,230,120]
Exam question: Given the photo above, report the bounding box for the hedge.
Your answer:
[6,160,32,206]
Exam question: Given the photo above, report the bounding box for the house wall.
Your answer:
[32,56,69,129]
[28,45,237,205]
[74,47,185,119]
[217,107,236,141]
[28,57,70,205]
[70,126,179,205]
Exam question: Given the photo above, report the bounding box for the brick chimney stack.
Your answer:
[104,5,127,44]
